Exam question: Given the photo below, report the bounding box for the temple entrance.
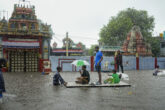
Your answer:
[9,49,39,72]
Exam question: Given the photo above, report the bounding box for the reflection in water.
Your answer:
[1,71,165,110]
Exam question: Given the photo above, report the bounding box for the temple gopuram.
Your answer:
[122,26,152,56]
[0,1,53,72]
[51,33,84,56]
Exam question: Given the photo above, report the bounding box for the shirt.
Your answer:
[81,70,90,82]
[112,73,120,83]
[53,72,65,85]
[116,54,123,64]
[95,51,103,66]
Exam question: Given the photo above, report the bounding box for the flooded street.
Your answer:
[0,70,165,110]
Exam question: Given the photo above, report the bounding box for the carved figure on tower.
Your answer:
[122,26,152,56]
[62,37,73,48]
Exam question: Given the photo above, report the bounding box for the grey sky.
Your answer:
[0,0,165,48]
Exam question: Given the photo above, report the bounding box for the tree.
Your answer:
[148,37,160,56]
[99,8,155,46]
[88,45,98,56]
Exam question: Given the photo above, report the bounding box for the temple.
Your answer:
[51,35,84,56]
[122,26,152,56]
[0,1,53,72]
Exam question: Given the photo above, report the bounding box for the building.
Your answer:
[0,1,52,72]
[122,26,152,56]
[159,32,165,56]
[51,33,84,56]
[100,46,122,56]
[51,48,83,56]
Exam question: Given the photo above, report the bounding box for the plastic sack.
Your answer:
[117,72,129,81]
[157,71,165,76]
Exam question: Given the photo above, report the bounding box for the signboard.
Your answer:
[43,61,51,69]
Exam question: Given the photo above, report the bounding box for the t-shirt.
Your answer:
[95,51,103,66]
[112,73,120,83]
[53,72,65,85]
[81,70,90,82]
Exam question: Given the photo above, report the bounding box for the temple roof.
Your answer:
[122,26,152,56]
[0,1,53,38]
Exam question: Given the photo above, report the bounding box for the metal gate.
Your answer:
[9,50,39,72]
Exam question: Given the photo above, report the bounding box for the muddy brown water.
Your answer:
[0,70,165,110]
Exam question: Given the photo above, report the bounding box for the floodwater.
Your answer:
[0,70,165,110]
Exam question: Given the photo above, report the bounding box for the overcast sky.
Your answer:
[0,0,165,48]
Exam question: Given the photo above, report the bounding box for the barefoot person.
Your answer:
[53,66,67,86]
[76,65,90,84]
[104,69,120,84]
[95,46,103,85]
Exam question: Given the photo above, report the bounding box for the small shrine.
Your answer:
[51,35,84,56]
[122,26,152,56]
[0,0,53,72]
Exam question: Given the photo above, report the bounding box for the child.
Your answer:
[104,69,120,84]
[76,65,90,84]
[153,65,161,76]
[0,58,6,103]
[53,66,67,86]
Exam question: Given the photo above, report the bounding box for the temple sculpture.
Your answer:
[122,26,152,56]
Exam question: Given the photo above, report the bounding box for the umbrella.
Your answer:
[71,60,90,67]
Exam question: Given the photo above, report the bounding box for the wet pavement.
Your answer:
[0,70,165,110]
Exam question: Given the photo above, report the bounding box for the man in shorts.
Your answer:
[94,46,103,85]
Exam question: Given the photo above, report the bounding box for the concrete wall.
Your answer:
[50,56,91,72]
[50,56,165,71]
[98,56,114,71]
[157,57,165,69]
[139,56,155,70]
[123,56,136,70]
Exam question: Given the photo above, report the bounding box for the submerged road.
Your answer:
[0,70,165,110]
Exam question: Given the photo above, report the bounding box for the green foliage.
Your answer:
[88,45,98,56]
[148,37,160,56]
[99,8,155,46]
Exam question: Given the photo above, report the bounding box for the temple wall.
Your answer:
[157,57,165,69]
[50,56,91,72]
[50,56,165,72]
[139,56,155,70]
[123,56,136,70]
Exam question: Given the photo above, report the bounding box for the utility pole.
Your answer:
[2,10,5,18]
[66,32,69,56]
